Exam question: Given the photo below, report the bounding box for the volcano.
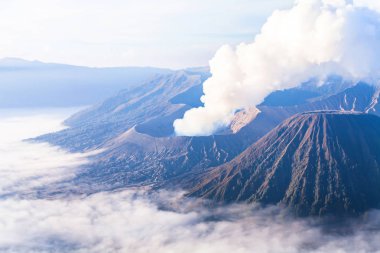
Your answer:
[188,111,380,216]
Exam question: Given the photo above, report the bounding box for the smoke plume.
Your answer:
[174,0,380,136]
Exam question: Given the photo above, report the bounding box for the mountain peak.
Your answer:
[188,111,380,216]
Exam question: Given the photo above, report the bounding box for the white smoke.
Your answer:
[174,0,380,136]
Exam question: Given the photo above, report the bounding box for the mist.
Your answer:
[174,0,380,136]
[1,110,380,252]
[3,190,380,253]
[0,109,89,197]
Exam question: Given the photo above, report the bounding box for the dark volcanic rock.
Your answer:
[76,129,243,189]
[188,111,380,216]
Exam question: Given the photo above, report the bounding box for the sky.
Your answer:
[0,0,294,69]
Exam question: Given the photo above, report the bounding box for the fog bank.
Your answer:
[1,110,380,253]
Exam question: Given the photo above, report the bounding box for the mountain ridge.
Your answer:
[187,111,380,216]
[34,76,380,201]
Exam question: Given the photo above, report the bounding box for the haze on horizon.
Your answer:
[0,0,295,69]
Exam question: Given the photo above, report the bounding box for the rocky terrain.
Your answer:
[188,111,380,216]
[35,73,380,214]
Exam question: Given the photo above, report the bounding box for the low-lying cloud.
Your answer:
[0,109,89,196]
[174,0,380,136]
[2,191,380,253]
[1,110,380,253]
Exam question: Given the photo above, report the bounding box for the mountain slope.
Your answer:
[36,77,380,194]
[37,69,210,150]
[74,129,243,189]
[188,111,380,216]
[235,82,380,147]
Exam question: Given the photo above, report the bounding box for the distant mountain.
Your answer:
[37,69,210,150]
[234,82,380,147]
[187,112,380,216]
[0,58,172,108]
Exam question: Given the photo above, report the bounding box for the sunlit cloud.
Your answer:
[175,0,380,136]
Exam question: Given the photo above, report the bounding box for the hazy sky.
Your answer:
[0,0,294,69]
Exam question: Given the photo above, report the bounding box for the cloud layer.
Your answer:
[1,109,380,252]
[0,109,89,196]
[174,0,380,136]
[2,190,380,253]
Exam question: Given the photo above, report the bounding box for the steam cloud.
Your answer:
[174,0,380,136]
[2,110,380,252]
